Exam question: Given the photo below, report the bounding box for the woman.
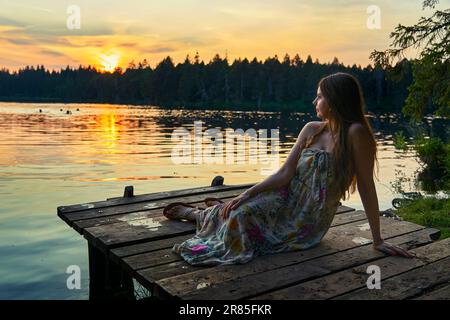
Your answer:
[163,72,414,266]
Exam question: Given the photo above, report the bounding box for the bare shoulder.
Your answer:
[296,121,325,143]
[348,122,370,140]
[348,122,375,149]
[306,121,326,128]
[348,122,366,135]
[301,121,326,135]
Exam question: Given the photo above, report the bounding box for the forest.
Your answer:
[0,53,415,113]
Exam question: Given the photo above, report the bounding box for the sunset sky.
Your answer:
[1,0,449,71]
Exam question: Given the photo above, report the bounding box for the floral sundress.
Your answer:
[172,147,342,266]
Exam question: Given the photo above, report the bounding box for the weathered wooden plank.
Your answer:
[107,211,365,290]
[58,182,253,216]
[83,215,196,253]
[111,210,365,267]
[134,217,373,291]
[69,195,354,235]
[123,249,182,272]
[136,260,194,292]
[181,228,440,300]
[110,234,194,263]
[331,210,366,226]
[254,237,450,300]
[107,210,363,266]
[63,189,248,231]
[136,229,438,299]
[83,204,357,254]
[413,283,450,300]
[81,191,351,251]
[72,191,239,233]
[76,202,354,235]
[119,210,366,273]
[335,205,356,215]
[80,188,248,230]
[154,220,431,299]
[334,250,450,299]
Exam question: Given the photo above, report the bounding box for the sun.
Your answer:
[99,53,120,72]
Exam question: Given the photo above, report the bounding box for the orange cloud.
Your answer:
[0,0,446,70]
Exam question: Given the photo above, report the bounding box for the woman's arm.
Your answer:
[349,123,414,258]
[221,121,322,218]
[246,121,321,197]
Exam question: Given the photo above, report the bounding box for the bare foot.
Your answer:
[164,205,200,221]
[205,199,223,207]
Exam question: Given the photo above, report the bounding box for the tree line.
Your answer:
[0,53,415,113]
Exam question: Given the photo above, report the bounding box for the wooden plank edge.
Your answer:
[58,183,255,215]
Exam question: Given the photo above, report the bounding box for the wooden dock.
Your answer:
[57,176,450,300]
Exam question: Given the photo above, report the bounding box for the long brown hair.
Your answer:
[316,72,378,200]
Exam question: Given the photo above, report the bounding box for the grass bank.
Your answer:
[396,197,450,240]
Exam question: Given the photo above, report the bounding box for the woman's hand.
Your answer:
[373,240,415,258]
[220,190,253,219]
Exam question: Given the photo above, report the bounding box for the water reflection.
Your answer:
[0,102,448,299]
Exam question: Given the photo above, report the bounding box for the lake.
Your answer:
[0,102,435,299]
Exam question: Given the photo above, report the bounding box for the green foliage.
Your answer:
[393,131,408,150]
[370,0,450,120]
[403,57,450,120]
[414,137,450,191]
[415,137,449,170]
[396,197,450,239]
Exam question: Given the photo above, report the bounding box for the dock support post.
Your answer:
[123,186,134,198]
[88,243,135,300]
[211,175,224,187]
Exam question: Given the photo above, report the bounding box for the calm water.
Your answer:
[0,102,432,299]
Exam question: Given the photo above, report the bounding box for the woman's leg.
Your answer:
[164,205,203,221]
